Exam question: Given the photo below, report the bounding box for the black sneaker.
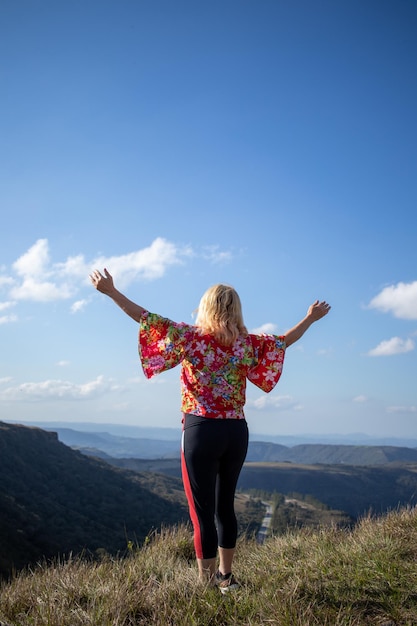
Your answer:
[215,571,240,594]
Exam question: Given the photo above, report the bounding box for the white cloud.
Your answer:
[0,313,17,325]
[0,375,112,401]
[10,277,73,302]
[0,276,14,289]
[90,237,193,286]
[13,239,50,277]
[247,394,299,411]
[353,395,368,403]
[386,405,417,414]
[201,245,233,264]
[368,281,417,320]
[3,237,233,308]
[0,302,17,322]
[71,299,88,313]
[10,239,74,301]
[56,253,90,279]
[367,336,415,357]
[250,322,278,335]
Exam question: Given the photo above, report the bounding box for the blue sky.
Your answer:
[1,0,416,439]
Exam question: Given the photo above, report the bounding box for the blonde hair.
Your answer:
[195,284,248,346]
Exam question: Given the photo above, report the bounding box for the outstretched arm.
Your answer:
[90,268,145,323]
[284,300,331,347]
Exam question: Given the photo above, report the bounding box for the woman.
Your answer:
[90,268,330,592]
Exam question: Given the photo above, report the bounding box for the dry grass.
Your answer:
[1,508,417,625]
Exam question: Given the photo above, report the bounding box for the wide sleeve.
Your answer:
[247,334,286,393]
[139,310,192,379]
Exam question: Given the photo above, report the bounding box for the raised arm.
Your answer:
[284,300,331,347]
[90,268,145,323]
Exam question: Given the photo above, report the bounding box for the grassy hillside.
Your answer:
[1,508,416,625]
[0,421,188,579]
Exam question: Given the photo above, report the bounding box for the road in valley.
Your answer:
[256,501,273,544]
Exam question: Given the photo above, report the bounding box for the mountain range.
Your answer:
[13,422,417,466]
[8,420,417,448]
[2,419,417,580]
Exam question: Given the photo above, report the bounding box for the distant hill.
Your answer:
[49,427,181,459]
[0,421,188,579]
[7,420,417,449]
[5,422,417,458]
[239,462,417,518]
[246,441,417,465]
[36,425,417,466]
[106,456,417,520]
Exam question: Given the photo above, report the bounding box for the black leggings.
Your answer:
[181,414,249,559]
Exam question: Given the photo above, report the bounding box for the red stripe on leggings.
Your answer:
[181,449,203,559]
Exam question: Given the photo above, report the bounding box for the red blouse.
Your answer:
[139,311,286,420]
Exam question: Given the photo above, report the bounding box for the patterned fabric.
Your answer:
[139,310,286,419]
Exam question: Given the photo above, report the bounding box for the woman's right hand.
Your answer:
[90,268,115,295]
[90,268,145,322]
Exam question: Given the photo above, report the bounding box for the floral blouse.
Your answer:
[139,311,286,420]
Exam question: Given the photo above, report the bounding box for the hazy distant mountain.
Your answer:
[8,420,183,441]
[49,427,181,459]
[246,442,417,465]
[6,420,417,448]
[29,425,417,466]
